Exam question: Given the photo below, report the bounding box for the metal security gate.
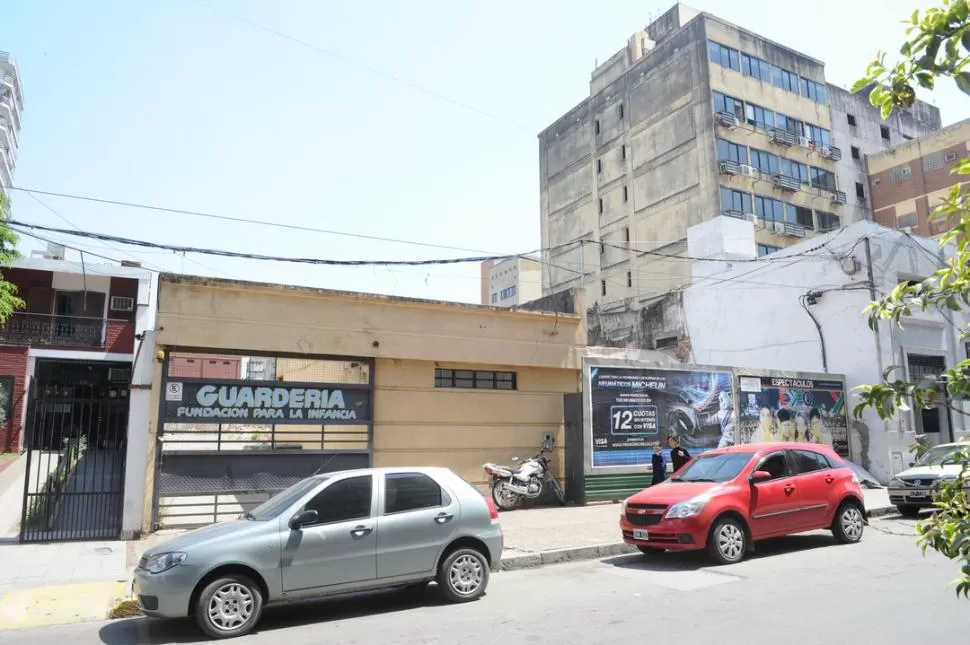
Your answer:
[20,360,131,543]
[153,351,374,530]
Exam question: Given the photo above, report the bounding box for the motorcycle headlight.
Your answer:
[143,552,187,574]
[665,496,710,519]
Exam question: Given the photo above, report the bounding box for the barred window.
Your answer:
[434,368,516,390]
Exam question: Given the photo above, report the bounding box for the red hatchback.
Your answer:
[619,443,866,565]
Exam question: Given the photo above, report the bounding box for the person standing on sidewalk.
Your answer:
[651,441,666,485]
[667,435,691,473]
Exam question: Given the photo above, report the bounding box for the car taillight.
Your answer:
[485,496,499,520]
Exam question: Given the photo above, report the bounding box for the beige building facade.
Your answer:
[481,255,543,307]
[142,274,584,532]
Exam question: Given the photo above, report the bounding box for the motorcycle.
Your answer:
[482,439,566,511]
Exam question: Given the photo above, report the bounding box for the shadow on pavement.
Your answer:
[96,585,455,644]
[602,532,842,571]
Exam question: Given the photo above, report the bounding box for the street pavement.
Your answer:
[2,514,967,645]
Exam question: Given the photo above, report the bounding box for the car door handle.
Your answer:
[825,476,835,484]
[784,485,795,495]
[434,513,454,524]
[350,526,373,538]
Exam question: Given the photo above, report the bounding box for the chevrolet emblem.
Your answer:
[637,509,648,515]
[914,480,922,486]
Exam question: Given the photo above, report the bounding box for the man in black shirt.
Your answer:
[667,435,691,473]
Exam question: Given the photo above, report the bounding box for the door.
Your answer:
[281,474,377,593]
[376,472,459,579]
[748,451,802,538]
[789,449,838,528]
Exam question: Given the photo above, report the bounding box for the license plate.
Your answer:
[910,491,930,499]
[633,529,649,540]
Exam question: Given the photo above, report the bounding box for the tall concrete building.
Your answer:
[538,3,941,310]
[0,51,23,198]
[866,118,970,238]
[481,255,542,307]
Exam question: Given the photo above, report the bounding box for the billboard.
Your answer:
[589,366,735,468]
[737,375,849,457]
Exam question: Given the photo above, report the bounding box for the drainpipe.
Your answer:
[864,237,886,380]
[801,291,828,373]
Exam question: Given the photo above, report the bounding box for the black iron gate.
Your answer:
[20,361,130,543]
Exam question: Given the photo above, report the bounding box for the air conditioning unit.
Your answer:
[799,136,815,150]
[744,213,764,228]
[718,160,740,175]
[772,221,786,234]
[770,128,795,146]
[820,145,842,161]
[771,174,800,192]
[110,296,135,312]
[831,190,848,205]
[739,164,758,177]
[108,367,131,383]
[715,111,740,129]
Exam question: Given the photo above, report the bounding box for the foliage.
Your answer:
[851,0,970,598]
[23,436,88,530]
[0,193,24,323]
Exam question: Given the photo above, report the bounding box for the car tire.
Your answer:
[437,547,489,603]
[832,501,866,544]
[637,545,664,556]
[896,504,921,518]
[707,517,748,565]
[194,575,263,640]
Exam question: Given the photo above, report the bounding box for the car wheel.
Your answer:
[896,504,921,518]
[194,575,263,640]
[437,547,489,603]
[707,517,747,565]
[832,501,865,544]
[637,545,664,556]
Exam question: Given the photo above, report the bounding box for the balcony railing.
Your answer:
[0,313,108,348]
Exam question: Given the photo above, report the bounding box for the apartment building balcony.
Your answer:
[0,148,11,189]
[0,117,14,154]
[0,313,134,350]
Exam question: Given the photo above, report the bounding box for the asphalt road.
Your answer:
[3,515,968,645]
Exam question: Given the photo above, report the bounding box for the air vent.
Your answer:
[770,128,796,146]
[718,160,741,175]
[110,296,134,312]
[772,174,801,192]
[820,145,842,161]
[108,367,131,383]
[831,191,847,205]
[715,111,740,129]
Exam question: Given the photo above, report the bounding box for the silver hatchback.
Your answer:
[133,467,503,639]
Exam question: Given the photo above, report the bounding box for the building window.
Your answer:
[800,78,827,104]
[809,166,837,192]
[744,102,775,131]
[708,40,740,71]
[720,186,753,214]
[491,292,497,304]
[847,114,857,127]
[758,244,781,256]
[621,144,627,160]
[623,185,629,202]
[597,159,602,173]
[897,212,918,228]
[595,120,600,135]
[499,285,516,299]
[816,210,840,231]
[626,271,633,287]
[600,280,607,296]
[851,146,860,160]
[945,151,958,162]
[784,159,811,186]
[924,152,945,172]
[600,241,605,255]
[755,195,786,222]
[741,53,773,82]
[855,182,865,199]
[619,103,624,120]
[624,227,630,242]
[717,137,749,164]
[890,164,912,184]
[902,134,913,141]
[750,148,779,175]
[775,68,799,93]
[435,368,517,390]
[713,91,744,120]
[880,125,890,140]
[803,123,831,147]
[598,198,604,214]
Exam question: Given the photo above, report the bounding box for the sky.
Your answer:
[1,0,968,305]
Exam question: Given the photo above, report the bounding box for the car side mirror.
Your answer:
[909,462,916,467]
[288,509,319,531]
[750,470,773,484]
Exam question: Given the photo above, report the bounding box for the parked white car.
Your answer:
[888,441,970,516]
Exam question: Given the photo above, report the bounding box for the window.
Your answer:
[800,78,827,104]
[810,166,837,192]
[741,53,773,82]
[897,212,918,228]
[847,114,857,127]
[626,271,633,287]
[672,452,756,483]
[776,114,803,136]
[792,204,814,228]
[600,241,605,255]
[890,164,912,184]
[624,227,630,242]
[816,210,840,231]
[880,125,890,140]
[744,102,775,131]
[758,244,780,256]
[850,146,860,160]
[435,368,517,390]
[783,159,810,185]
[923,152,945,172]
[384,473,446,514]
[620,144,627,160]
[619,103,624,120]
[491,292,497,304]
[596,159,602,174]
[600,280,607,296]
[855,182,865,199]
[623,186,629,202]
[595,120,600,135]
[720,186,753,213]
[792,450,829,474]
[750,148,779,175]
[803,123,831,147]
[713,91,744,120]
[304,476,373,525]
[755,452,790,480]
[708,40,740,71]
[499,285,516,299]
[598,198,603,214]
[774,67,799,93]
[945,151,958,162]
[755,195,786,222]
[717,138,748,164]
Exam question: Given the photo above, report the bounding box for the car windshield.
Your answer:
[245,476,328,521]
[915,445,969,467]
[671,452,755,483]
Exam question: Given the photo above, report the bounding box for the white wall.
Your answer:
[488,257,543,307]
[122,330,155,539]
[682,220,968,483]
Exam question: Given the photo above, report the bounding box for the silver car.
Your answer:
[133,467,503,639]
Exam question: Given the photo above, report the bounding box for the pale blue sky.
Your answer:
[1,0,967,304]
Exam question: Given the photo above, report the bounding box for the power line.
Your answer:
[181,0,534,133]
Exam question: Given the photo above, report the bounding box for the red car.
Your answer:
[619,442,866,565]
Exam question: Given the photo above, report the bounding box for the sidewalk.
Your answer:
[0,486,895,630]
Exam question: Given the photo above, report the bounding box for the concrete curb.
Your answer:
[497,504,898,572]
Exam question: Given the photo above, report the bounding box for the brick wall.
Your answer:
[0,345,29,451]
[2,268,54,313]
[105,320,135,354]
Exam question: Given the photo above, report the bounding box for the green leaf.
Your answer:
[917,53,937,70]
[948,36,960,61]
[850,78,870,94]
[917,71,936,89]
[957,71,970,95]
[962,29,970,52]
